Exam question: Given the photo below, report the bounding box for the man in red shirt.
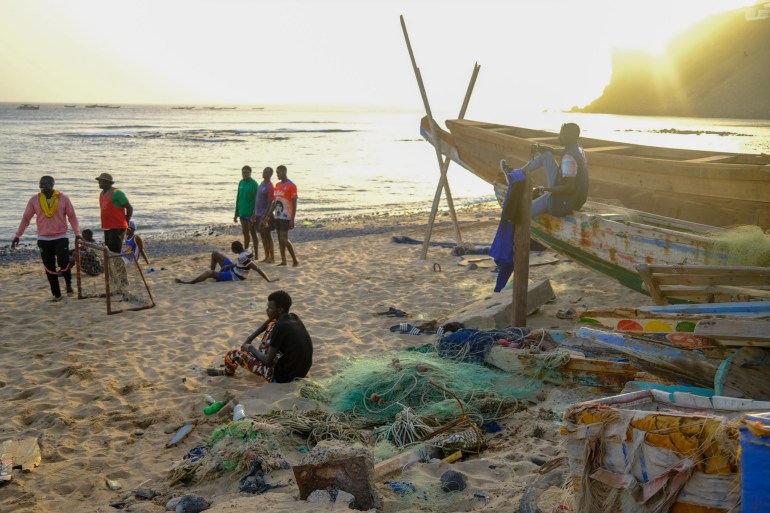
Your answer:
[264,165,299,266]
[96,172,133,254]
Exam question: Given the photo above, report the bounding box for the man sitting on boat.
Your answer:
[501,122,589,217]
[492,123,588,292]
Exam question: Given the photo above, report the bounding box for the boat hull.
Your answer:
[431,117,770,229]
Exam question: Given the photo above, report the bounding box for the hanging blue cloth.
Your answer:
[489,169,526,292]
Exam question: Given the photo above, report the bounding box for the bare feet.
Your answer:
[174,278,189,284]
[277,261,287,266]
[292,260,299,267]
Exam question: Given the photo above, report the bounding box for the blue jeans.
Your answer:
[525,151,560,218]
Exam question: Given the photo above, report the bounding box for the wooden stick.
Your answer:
[512,176,532,326]
[400,15,473,260]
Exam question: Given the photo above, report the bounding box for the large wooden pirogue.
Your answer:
[420,116,770,229]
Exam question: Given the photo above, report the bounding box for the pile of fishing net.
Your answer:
[710,225,770,266]
[298,329,539,438]
[167,419,292,485]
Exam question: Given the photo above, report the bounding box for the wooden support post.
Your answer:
[400,15,474,260]
[512,176,532,326]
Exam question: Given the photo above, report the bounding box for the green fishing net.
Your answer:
[710,225,770,266]
[299,350,538,427]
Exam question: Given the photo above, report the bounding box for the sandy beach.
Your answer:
[0,202,651,513]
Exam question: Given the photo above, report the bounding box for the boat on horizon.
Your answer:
[64,105,76,108]
[17,104,40,110]
[420,116,770,230]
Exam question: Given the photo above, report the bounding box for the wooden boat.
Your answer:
[419,118,770,301]
[17,104,40,110]
[528,204,735,298]
[576,326,770,400]
[421,116,770,229]
[484,329,643,392]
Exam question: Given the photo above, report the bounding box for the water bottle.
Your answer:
[203,400,227,415]
[233,404,246,421]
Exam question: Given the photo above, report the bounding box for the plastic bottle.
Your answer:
[233,404,246,421]
[203,400,227,415]
[203,394,216,405]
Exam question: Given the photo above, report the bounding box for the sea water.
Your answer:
[1,103,768,242]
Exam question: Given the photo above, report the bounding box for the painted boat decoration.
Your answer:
[421,116,770,229]
[578,301,770,335]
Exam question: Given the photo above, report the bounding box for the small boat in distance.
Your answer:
[17,104,40,110]
[171,106,196,110]
[421,116,770,229]
[64,105,77,108]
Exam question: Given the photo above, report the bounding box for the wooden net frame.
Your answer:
[74,239,155,315]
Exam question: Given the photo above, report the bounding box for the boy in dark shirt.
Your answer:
[214,290,313,382]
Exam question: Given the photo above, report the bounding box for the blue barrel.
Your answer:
[741,413,770,513]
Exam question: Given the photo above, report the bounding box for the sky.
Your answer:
[0,0,753,112]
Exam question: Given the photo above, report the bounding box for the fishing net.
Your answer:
[709,225,770,266]
[167,419,292,485]
[298,333,539,430]
[76,240,155,314]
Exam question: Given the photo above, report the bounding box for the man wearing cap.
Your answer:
[96,173,133,254]
[12,176,82,301]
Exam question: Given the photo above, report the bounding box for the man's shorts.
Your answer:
[239,216,253,223]
[215,258,239,282]
[275,218,292,232]
[258,213,275,231]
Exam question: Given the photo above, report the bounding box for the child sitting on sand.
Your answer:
[70,229,104,276]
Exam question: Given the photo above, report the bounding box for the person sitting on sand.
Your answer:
[175,241,274,284]
[70,229,104,276]
[210,290,313,383]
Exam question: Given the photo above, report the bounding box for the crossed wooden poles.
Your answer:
[400,15,532,326]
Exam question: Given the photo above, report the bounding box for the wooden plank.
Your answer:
[374,444,428,479]
[644,265,770,276]
[512,176,532,326]
[584,145,633,153]
[719,347,770,400]
[652,274,770,286]
[705,285,770,300]
[637,264,667,305]
[695,319,770,342]
[684,155,735,163]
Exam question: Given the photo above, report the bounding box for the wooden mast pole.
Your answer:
[400,15,470,260]
[512,177,532,326]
